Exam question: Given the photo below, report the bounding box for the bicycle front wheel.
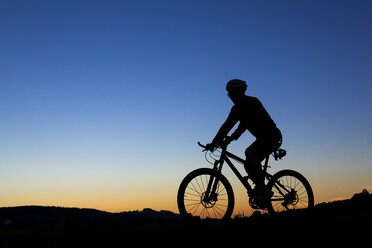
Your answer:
[267,169,314,214]
[177,168,234,220]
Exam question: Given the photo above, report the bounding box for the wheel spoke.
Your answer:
[268,171,313,213]
[179,171,232,220]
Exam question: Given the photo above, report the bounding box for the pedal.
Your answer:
[249,196,266,209]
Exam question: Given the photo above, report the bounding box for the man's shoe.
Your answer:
[253,185,271,197]
[252,185,273,208]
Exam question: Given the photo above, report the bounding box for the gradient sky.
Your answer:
[1,0,371,215]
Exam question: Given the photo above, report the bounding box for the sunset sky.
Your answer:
[1,0,371,215]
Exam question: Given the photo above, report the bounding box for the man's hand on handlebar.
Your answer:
[205,136,233,151]
[205,143,215,151]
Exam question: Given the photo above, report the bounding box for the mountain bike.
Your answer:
[177,141,314,220]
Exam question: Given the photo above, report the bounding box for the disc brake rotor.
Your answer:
[200,192,217,208]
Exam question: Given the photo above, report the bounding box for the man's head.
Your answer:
[226,79,247,104]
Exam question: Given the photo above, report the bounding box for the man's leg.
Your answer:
[245,157,264,186]
[244,142,265,186]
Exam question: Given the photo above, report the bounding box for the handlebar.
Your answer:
[198,141,228,152]
[197,142,206,149]
[197,142,208,152]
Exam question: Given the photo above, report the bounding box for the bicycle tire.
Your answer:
[177,168,234,220]
[267,169,314,214]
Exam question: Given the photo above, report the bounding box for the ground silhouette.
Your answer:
[0,207,180,226]
[0,190,370,247]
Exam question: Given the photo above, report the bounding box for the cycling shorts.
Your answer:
[245,128,282,162]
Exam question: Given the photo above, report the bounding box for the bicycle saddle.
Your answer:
[273,149,286,160]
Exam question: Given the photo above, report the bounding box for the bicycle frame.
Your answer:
[178,143,313,219]
[184,142,314,218]
[204,146,273,201]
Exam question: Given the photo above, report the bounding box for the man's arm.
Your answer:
[211,109,238,145]
[230,123,245,141]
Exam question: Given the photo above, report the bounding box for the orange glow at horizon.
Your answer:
[2,172,370,216]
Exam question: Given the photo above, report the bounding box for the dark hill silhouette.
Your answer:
[0,206,181,226]
[313,189,372,215]
[1,189,371,226]
[0,191,370,247]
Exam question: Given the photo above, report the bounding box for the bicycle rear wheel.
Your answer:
[177,168,234,220]
[267,169,314,214]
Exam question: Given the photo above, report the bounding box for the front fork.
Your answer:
[203,159,224,203]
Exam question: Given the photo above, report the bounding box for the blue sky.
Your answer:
[1,0,371,213]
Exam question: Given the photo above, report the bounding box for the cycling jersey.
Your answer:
[212,95,277,145]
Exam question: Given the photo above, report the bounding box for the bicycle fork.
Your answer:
[203,159,223,203]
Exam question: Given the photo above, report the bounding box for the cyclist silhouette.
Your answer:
[206,79,282,197]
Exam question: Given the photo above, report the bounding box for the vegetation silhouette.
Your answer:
[314,189,372,215]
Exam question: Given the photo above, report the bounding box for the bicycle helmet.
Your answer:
[226,79,247,91]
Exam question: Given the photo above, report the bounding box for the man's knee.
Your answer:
[244,157,264,185]
[244,157,260,173]
[245,157,260,166]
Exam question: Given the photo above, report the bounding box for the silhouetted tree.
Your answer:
[351,189,372,212]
